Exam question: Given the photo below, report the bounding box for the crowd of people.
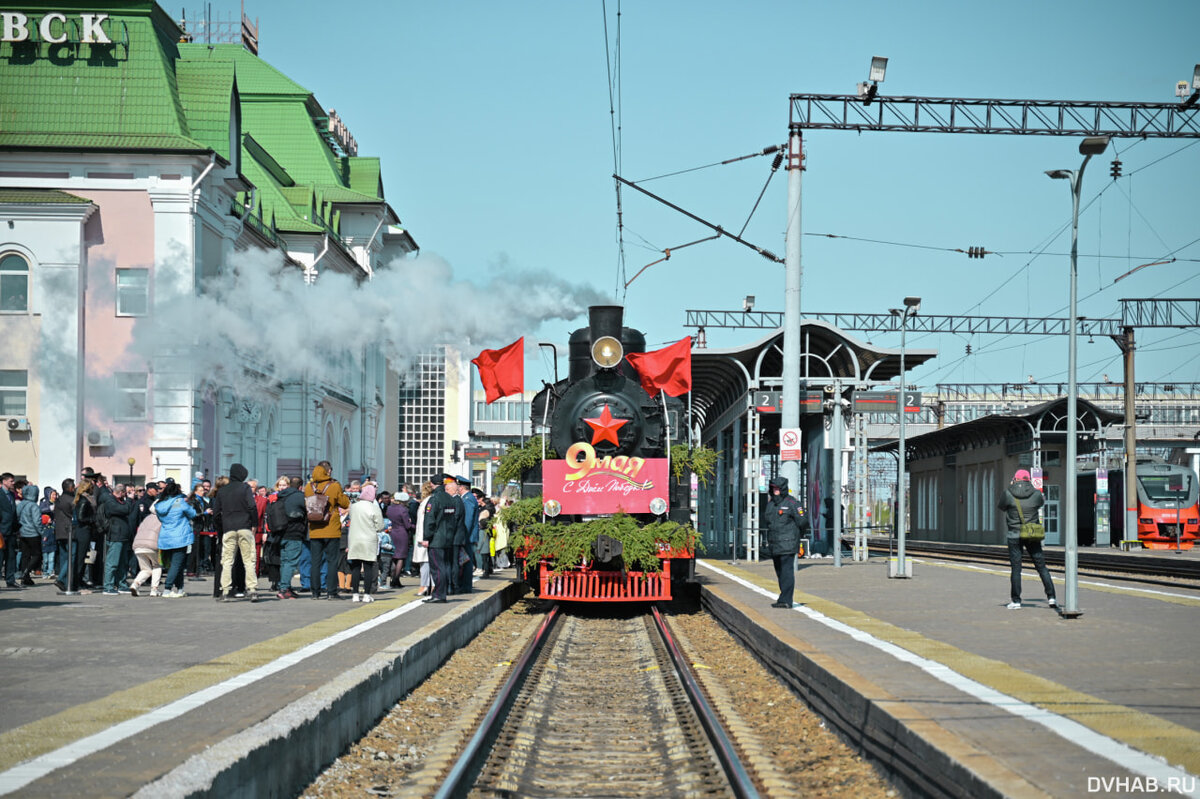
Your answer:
[0,462,513,603]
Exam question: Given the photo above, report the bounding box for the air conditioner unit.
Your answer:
[86,430,113,447]
[6,418,30,433]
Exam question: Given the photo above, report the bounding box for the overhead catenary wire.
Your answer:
[601,0,626,299]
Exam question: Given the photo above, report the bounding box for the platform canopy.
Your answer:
[690,320,937,439]
[875,396,1124,459]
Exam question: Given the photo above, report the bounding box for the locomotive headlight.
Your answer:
[649,496,668,516]
[591,336,623,369]
[543,499,562,517]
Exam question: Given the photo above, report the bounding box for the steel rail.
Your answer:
[433,604,561,799]
[651,604,761,799]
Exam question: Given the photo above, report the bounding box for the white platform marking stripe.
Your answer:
[932,560,1200,601]
[0,598,427,795]
[699,561,1200,797]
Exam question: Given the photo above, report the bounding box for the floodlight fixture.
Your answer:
[869,56,888,83]
[903,296,921,312]
[1079,136,1110,156]
[1182,65,1200,108]
[743,294,755,312]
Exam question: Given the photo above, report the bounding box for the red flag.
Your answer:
[626,336,692,397]
[472,337,524,404]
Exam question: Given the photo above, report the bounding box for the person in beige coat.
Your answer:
[347,484,385,603]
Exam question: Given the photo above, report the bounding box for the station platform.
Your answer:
[0,575,521,798]
[697,552,1200,799]
[2,553,1197,799]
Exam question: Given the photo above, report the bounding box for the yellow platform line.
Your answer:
[716,562,1200,776]
[0,590,416,772]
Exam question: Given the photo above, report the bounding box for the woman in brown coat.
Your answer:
[305,462,350,599]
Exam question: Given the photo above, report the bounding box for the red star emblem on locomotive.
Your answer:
[584,404,629,446]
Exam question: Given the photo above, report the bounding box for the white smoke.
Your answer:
[128,248,607,395]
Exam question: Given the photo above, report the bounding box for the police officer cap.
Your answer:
[455,475,471,487]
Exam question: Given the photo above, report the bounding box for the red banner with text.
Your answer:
[543,442,669,515]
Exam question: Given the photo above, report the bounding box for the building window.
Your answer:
[115,372,148,420]
[0,253,29,312]
[116,269,150,316]
[0,370,27,415]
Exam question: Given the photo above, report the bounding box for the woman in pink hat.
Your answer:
[997,469,1057,610]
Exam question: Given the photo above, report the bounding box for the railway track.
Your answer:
[434,604,758,799]
[859,538,1200,584]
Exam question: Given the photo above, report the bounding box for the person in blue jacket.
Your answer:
[155,480,197,598]
[16,483,42,585]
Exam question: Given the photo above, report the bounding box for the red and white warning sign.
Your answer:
[780,427,803,462]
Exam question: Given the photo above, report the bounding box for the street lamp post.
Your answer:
[1046,135,1110,618]
[890,296,921,578]
[127,457,135,485]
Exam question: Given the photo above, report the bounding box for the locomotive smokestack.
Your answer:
[589,305,624,343]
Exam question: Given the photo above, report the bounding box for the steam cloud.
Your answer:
[129,248,607,397]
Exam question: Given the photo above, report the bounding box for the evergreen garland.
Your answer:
[669,443,719,484]
[522,513,700,574]
[495,436,556,484]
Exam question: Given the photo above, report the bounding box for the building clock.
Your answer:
[235,400,261,424]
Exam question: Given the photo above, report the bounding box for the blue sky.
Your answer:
[252,0,1199,390]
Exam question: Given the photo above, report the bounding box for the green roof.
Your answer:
[0,1,207,153]
[176,60,237,161]
[343,157,383,200]
[179,43,310,100]
[0,189,91,204]
[0,3,406,252]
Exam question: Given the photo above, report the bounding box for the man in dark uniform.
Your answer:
[0,473,18,588]
[764,475,810,608]
[423,474,458,603]
[453,476,476,594]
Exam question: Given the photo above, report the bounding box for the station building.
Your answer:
[0,2,418,488]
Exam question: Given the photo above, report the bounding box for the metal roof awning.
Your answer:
[691,320,937,437]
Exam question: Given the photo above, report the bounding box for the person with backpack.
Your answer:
[129,499,163,597]
[212,463,260,603]
[270,476,307,599]
[156,480,198,598]
[998,469,1057,610]
[100,484,139,595]
[305,461,351,600]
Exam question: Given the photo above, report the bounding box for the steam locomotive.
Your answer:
[515,305,695,602]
